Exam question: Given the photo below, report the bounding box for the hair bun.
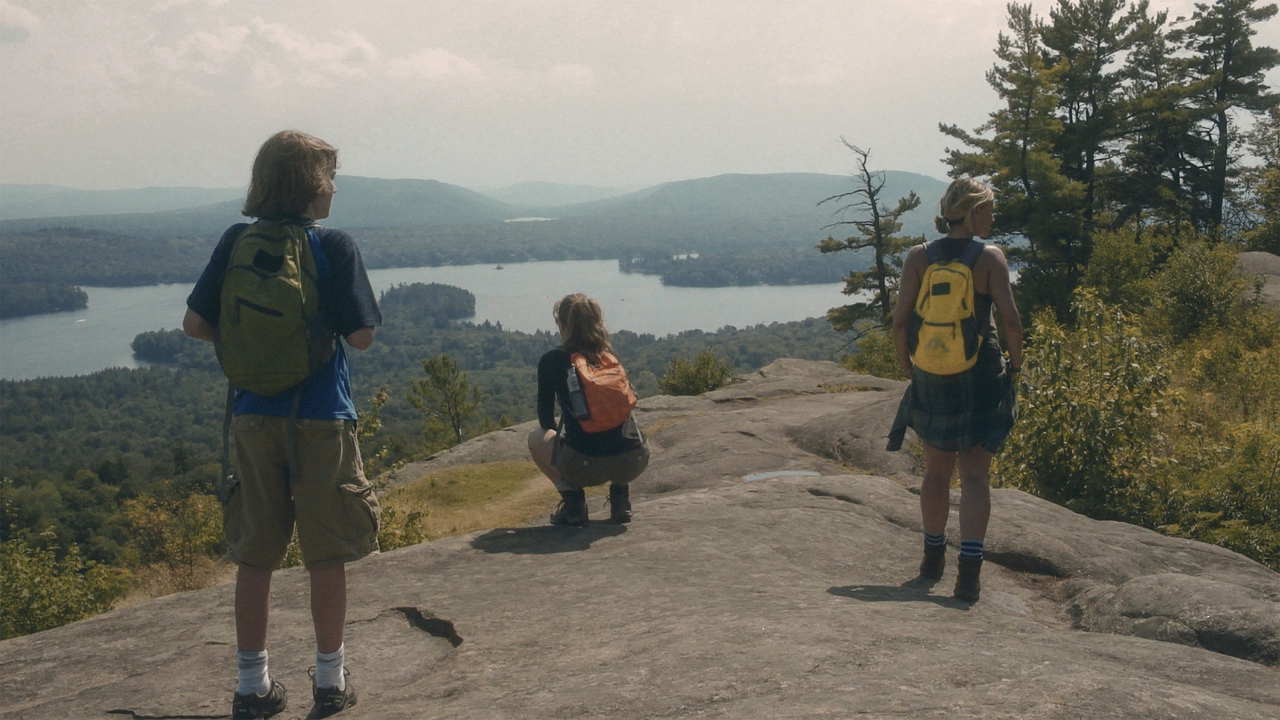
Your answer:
[934,216,951,234]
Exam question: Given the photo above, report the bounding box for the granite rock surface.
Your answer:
[3,360,1277,719]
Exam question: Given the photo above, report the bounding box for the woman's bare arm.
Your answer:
[984,246,1023,370]
[891,245,927,376]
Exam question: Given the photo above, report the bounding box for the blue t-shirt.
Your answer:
[187,220,382,420]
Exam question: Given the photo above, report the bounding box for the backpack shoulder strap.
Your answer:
[924,238,944,265]
[958,239,985,269]
[305,227,330,281]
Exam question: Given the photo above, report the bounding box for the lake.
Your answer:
[0,260,846,381]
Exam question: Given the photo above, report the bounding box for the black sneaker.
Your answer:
[550,488,589,526]
[231,679,287,719]
[919,541,946,580]
[607,483,632,523]
[309,667,357,719]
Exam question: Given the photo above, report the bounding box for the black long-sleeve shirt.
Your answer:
[537,348,644,456]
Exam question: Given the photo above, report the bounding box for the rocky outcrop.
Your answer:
[3,360,1278,718]
[1237,251,1280,318]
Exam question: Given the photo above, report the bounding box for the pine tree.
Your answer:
[407,354,482,452]
[1239,107,1280,252]
[1041,0,1152,230]
[1171,0,1280,230]
[816,142,922,332]
[941,3,1084,319]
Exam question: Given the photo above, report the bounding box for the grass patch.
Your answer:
[642,415,691,435]
[384,461,557,539]
[820,383,875,393]
[118,557,236,608]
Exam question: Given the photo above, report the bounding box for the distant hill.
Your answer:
[0,176,517,238]
[0,184,243,222]
[552,171,948,239]
[0,171,952,287]
[0,172,947,240]
[476,181,639,207]
[324,176,514,228]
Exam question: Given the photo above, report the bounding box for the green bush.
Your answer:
[840,327,907,381]
[1150,240,1246,340]
[659,349,735,396]
[1,535,127,639]
[1158,423,1280,570]
[1080,224,1169,308]
[994,290,1173,519]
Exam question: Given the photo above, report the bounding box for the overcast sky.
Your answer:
[1,0,1276,191]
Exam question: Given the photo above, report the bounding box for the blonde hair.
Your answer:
[242,130,338,220]
[554,294,612,363]
[935,177,995,234]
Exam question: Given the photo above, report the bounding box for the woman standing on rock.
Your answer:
[529,293,650,525]
[887,177,1022,602]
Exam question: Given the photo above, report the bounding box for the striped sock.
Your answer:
[924,531,947,546]
[236,649,270,696]
[960,539,984,559]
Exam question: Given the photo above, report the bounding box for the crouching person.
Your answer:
[529,294,650,524]
[183,130,382,719]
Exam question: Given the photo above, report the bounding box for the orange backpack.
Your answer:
[567,351,637,433]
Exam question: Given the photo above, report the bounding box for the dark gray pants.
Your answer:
[553,440,650,490]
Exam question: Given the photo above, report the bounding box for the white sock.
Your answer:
[236,649,270,696]
[315,644,345,690]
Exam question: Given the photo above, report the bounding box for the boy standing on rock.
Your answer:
[183,130,382,719]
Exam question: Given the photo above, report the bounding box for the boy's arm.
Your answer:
[184,224,244,342]
[345,327,375,350]
[319,230,382,345]
[183,308,216,342]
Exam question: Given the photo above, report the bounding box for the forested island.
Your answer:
[0,282,87,319]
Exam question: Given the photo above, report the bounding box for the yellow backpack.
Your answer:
[907,239,985,376]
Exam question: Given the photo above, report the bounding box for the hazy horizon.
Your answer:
[0,168,949,195]
[1,1,1275,192]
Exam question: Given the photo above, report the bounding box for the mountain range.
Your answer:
[0,172,949,241]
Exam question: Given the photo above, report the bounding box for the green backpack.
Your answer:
[907,239,985,376]
[216,222,335,396]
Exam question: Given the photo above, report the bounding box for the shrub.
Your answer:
[1,535,127,639]
[1150,240,1245,340]
[659,349,735,396]
[1080,224,1169,308]
[840,327,907,380]
[122,492,224,593]
[1158,423,1280,571]
[994,290,1173,519]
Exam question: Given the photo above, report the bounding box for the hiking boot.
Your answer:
[309,667,357,719]
[919,541,946,580]
[550,488,589,526]
[607,483,632,523]
[231,679,287,719]
[954,554,983,602]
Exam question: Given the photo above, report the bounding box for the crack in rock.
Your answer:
[106,711,224,719]
[806,487,863,505]
[393,606,464,647]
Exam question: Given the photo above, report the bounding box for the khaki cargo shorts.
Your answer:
[222,415,380,570]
